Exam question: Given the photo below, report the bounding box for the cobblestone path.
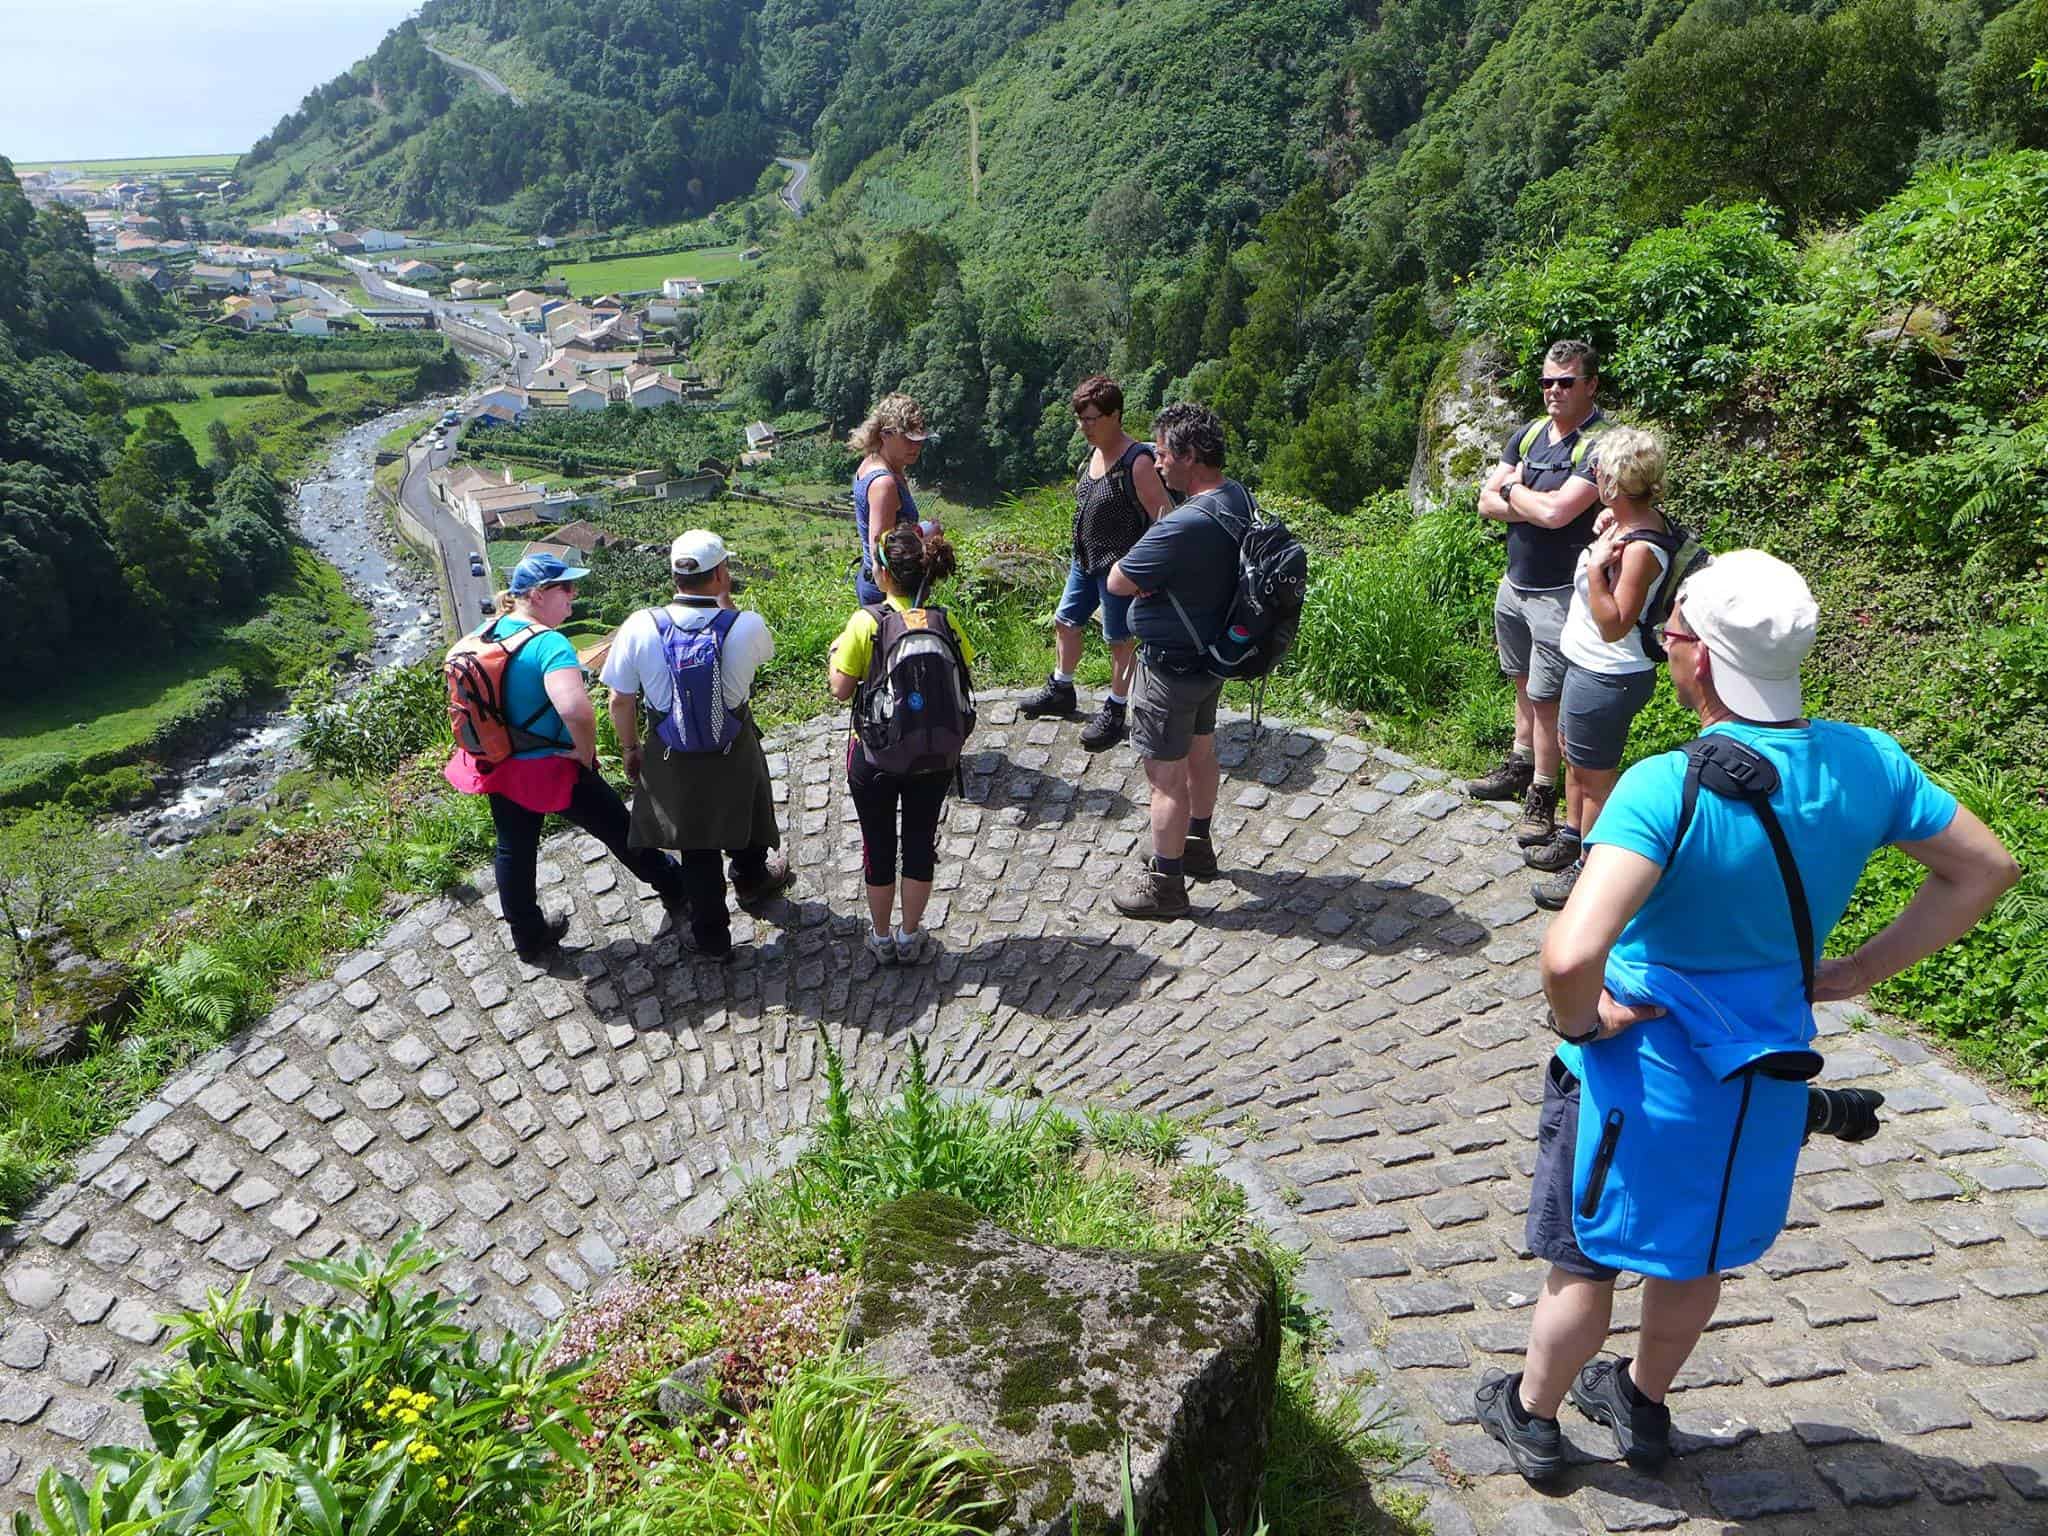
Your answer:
[3,691,2046,1533]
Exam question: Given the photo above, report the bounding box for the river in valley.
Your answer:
[125,404,450,848]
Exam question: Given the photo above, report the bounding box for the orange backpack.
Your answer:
[445,619,567,771]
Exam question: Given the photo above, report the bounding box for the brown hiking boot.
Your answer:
[1466,752,1535,801]
[732,849,794,909]
[1111,859,1190,919]
[1514,783,1560,847]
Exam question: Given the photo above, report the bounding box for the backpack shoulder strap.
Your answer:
[1675,736,1817,1002]
[1618,527,1682,553]
[1516,419,1544,460]
[710,607,742,641]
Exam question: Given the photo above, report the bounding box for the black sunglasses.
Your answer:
[1539,375,1586,389]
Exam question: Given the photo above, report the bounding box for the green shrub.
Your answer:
[1288,546,1463,716]
[14,1231,593,1536]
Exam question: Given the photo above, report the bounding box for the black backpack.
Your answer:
[1165,489,1310,681]
[852,603,977,776]
[1619,523,1711,662]
[1104,440,1183,509]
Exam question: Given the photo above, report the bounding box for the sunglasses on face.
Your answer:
[1658,627,1700,648]
[1540,375,1586,390]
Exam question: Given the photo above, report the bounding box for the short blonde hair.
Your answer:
[1593,425,1665,503]
[846,392,927,458]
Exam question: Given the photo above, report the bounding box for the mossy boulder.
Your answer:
[1410,340,1519,511]
[844,1192,1281,1536]
[12,930,138,1065]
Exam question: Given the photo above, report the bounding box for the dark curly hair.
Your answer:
[1153,401,1226,468]
[876,523,958,596]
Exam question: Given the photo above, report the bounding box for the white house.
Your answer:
[221,293,277,328]
[564,382,609,412]
[356,229,405,252]
[626,372,683,410]
[188,263,247,292]
[394,259,441,283]
[661,276,706,301]
[744,421,779,452]
[469,385,531,420]
[288,310,331,336]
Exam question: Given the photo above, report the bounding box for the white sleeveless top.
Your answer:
[1560,540,1670,675]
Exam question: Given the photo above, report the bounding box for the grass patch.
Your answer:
[17,153,236,173]
[546,246,750,296]
[126,368,427,467]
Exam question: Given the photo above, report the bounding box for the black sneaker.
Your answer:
[513,914,570,965]
[1181,835,1219,881]
[1467,753,1535,801]
[1018,676,1078,717]
[1474,1371,1565,1486]
[1079,697,1127,752]
[1569,1357,1671,1470]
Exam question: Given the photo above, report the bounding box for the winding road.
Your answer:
[775,155,811,216]
[424,43,521,105]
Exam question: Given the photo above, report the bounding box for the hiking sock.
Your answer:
[1051,669,1075,684]
[1108,693,1127,706]
[1620,1363,1661,1411]
[1558,825,1581,842]
[1506,1377,1551,1426]
[1155,855,1184,878]
[1188,816,1212,840]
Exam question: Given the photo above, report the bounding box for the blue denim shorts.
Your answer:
[1054,559,1135,644]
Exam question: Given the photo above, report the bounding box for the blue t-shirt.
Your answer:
[1116,482,1246,666]
[489,617,581,758]
[1589,719,1958,975]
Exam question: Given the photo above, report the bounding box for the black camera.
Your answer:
[1805,1086,1884,1144]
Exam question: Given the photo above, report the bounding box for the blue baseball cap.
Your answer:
[508,552,590,594]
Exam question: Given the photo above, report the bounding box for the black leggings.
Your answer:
[846,737,949,885]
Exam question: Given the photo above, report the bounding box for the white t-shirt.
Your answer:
[1560,540,1670,676]
[599,599,775,712]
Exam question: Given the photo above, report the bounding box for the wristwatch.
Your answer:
[1500,480,1516,509]
[1546,1007,1599,1045]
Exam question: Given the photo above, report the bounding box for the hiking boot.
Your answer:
[1018,675,1078,718]
[1467,752,1535,801]
[1569,1357,1672,1470]
[1180,835,1219,882]
[513,914,570,966]
[864,929,898,968]
[1524,828,1582,873]
[1079,697,1127,752]
[1111,859,1190,919]
[1532,856,1584,911]
[732,849,794,910]
[1514,782,1560,846]
[1474,1372,1565,1487]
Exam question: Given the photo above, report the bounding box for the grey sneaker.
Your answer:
[1079,698,1127,752]
[1467,753,1535,801]
[1018,676,1078,717]
[1532,856,1584,911]
[1111,859,1190,919]
[1474,1371,1565,1487]
[1524,828,1582,872]
[1569,1357,1671,1469]
[1180,835,1219,881]
[1514,782,1560,846]
[892,926,932,965]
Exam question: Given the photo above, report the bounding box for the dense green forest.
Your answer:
[234,0,1076,231]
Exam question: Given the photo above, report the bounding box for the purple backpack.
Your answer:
[650,608,745,754]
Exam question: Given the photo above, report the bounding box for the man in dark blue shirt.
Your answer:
[1105,401,1243,918]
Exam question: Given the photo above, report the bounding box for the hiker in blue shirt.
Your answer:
[847,392,936,605]
[1477,550,2018,1485]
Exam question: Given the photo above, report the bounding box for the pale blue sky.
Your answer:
[2,0,422,163]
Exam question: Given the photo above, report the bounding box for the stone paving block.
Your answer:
[1815,1447,1921,1508]
[1578,1472,1685,1531]
[1970,1380,2048,1422]
[1966,1265,2047,1299]
[1872,1390,1972,1435]
[1703,1468,1822,1518]
[1994,1456,2048,1501]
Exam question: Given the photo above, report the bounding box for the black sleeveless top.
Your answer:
[1072,441,1154,575]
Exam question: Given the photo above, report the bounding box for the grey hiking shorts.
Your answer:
[1494,578,1572,703]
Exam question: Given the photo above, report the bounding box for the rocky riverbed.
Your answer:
[123,404,448,849]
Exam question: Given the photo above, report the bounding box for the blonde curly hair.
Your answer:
[1593,425,1666,504]
[846,392,928,458]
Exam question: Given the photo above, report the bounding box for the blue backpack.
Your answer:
[650,607,745,754]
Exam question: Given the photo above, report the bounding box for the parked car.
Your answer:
[480,597,495,615]
[440,410,461,426]
[468,554,485,577]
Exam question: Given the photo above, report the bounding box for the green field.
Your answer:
[546,245,750,296]
[128,369,422,464]
[18,153,238,174]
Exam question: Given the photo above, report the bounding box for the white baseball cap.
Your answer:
[1676,549,1817,722]
[670,529,729,575]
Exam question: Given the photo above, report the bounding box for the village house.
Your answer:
[564,382,609,413]
[626,372,683,410]
[544,521,621,555]
[435,465,579,544]
[188,263,248,292]
[119,213,163,237]
[745,421,779,452]
[393,259,441,283]
[470,385,531,421]
[220,293,277,329]
[250,269,303,297]
[661,276,707,301]
[287,310,331,336]
[611,469,666,492]
[323,233,366,257]
[103,260,173,292]
[355,230,405,252]
[113,232,160,256]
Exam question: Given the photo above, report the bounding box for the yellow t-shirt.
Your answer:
[829,592,977,681]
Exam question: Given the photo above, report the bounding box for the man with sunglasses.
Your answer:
[1478,550,2019,1486]
[1472,339,1607,853]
